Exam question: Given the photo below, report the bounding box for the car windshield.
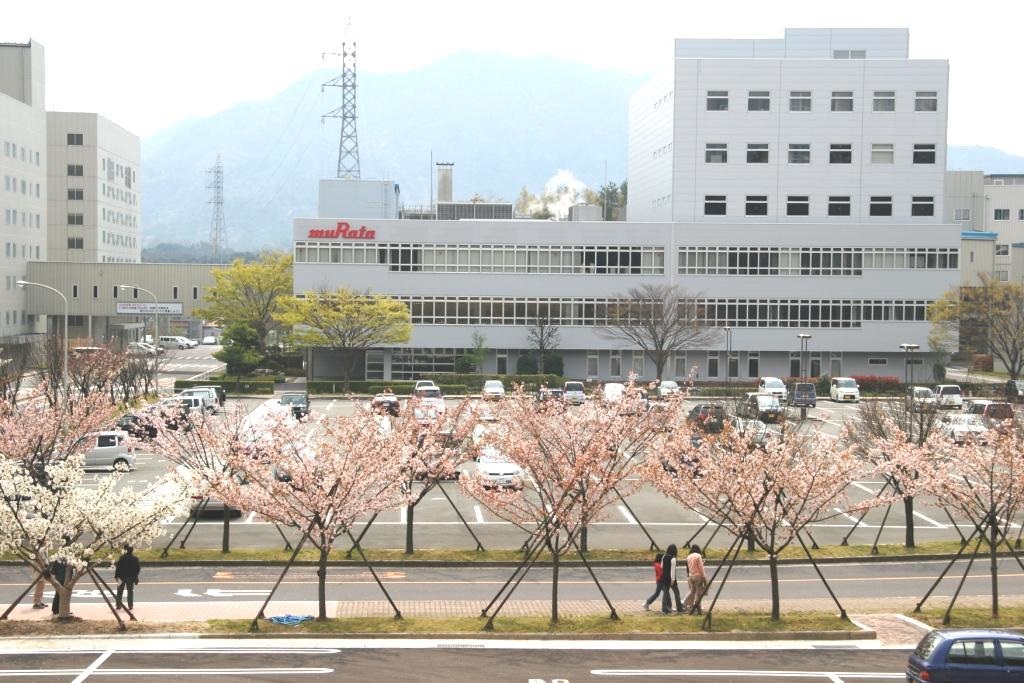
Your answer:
[914,631,943,659]
[660,381,679,390]
[280,394,306,405]
[417,389,443,399]
[565,382,584,392]
[756,396,779,408]
[940,386,961,395]
[484,381,503,389]
[763,379,784,388]
[836,379,857,388]
[915,389,934,398]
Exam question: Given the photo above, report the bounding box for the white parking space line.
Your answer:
[912,510,947,528]
[400,506,407,524]
[618,505,638,524]
[834,507,869,526]
[851,482,878,495]
[692,508,709,523]
[244,512,257,524]
[70,648,113,683]
[474,505,485,524]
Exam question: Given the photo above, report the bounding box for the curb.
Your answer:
[197,629,876,641]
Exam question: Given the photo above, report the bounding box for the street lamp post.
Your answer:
[17,280,69,390]
[118,285,158,347]
[900,342,921,440]
[797,334,812,420]
[723,326,732,393]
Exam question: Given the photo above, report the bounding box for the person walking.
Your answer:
[115,545,141,611]
[682,544,707,615]
[31,547,48,609]
[660,544,683,613]
[642,552,664,611]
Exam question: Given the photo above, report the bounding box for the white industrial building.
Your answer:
[292,28,960,383]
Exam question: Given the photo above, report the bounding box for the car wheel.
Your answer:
[113,458,130,471]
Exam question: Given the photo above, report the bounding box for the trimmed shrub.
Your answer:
[516,353,565,376]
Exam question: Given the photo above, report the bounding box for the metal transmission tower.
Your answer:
[207,155,227,256]
[321,42,361,179]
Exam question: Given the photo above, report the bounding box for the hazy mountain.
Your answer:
[141,54,643,249]
[141,54,1024,250]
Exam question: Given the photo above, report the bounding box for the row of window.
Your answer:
[993,208,1024,221]
[2,209,42,228]
[101,159,135,188]
[103,182,137,206]
[102,231,137,249]
[3,242,41,259]
[294,242,668,274]
[705,89,938,113]
[395,296,930,329]
[2,142,41,166]
[3,175,42,197]
[100,256,138,263]
[2,309,29,328]
[704,142,936,165]
[102,207,138,228]
[703,194,935,217]
[679,247,959,275]
[68,284,198,300]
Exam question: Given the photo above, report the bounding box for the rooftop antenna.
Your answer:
[321,17,360,179]
[207,154,227,256]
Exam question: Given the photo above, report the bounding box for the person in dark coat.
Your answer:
[660,544,683,613]
[115,545,141,610]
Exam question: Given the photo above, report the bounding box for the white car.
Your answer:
[602,382,626,402]
[482,379,506,400]
[201,336,219,345]
[160,335,198,350]
[656,380,681,398]
[935,384,963,409]
[470,447,524,490]
[178,387,219,413]
[939,413,988,444]
[127,341,163,356]
[907,386,938,410]
[413,380,438,391]
[830,377,860,402]
[757,377,788,401]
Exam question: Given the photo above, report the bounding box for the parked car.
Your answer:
[69,431,135,471]
[413,380,438,391]
[907,386,939,411]
[737,392,783,422]
[201,336,219,345]
[115,413,157,441]
[127,341,163,356]
[482,379,506,401]
[935,384,964,409]
[907,628,1024,682]
[787,382,817,408]
[536,387,564,402]
[563,381,586,405]
[193,384,226,406]
[279,391,310,419]
[757,376,788,401]
[152,398,191,430]
[965,399,1014,425]
[829,377,860,402]
[656,380,681,398]
[465,443,524,490]
[1006,380,1024,404]
[939,413,989,445]
[687,403,727,434]
[175,392,216,415]
[602,382,626,403]
[412,387,446,415]
[371,391,400,416]
[179,387,219,414]
[159,335,197,350]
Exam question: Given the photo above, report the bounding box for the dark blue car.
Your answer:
[907,629,1024,682]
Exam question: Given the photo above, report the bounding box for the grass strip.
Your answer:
[913,606,1024,629]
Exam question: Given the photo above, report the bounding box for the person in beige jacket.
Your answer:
[682,544,706,615]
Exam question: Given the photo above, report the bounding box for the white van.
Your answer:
[757,377,788,401]
[159,335,197,350]
[178,387,219,413]
[935,384,963,409]
[175,393,214,415]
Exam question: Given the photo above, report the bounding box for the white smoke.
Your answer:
[522,169,594,219]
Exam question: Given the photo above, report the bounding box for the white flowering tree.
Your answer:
[461,384,684,625]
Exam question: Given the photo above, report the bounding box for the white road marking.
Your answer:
[400,506,407,524]
[70,648,113,683]
[618,505,638,525]
[912,510,947,528]
[833,507,868,526]
[244,512,256,524]
[851,482,878,495]
[474,505,485,524]
[591,669,903,678]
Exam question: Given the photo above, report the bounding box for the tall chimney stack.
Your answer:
[436,162,454,203]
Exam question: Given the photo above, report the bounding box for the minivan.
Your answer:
[787,382,817,408]
[935,384,963,409]
[563,381,586,405]
[757,377,788,401]
[179,387,219,413]
[159,335,197,350]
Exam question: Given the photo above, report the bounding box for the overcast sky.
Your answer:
[6,1,1023,154]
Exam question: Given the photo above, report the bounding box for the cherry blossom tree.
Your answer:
[461,384,684,625]
[644,419,888,622]
[156,400,418,624]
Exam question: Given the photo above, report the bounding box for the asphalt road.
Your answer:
[0,645,912,682]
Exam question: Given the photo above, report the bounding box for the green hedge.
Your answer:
[306,381,468,395]
[174,379,275,395]
[424,373,564,392]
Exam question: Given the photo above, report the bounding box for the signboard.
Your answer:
[307,221,376,240]
[115,302,183,315]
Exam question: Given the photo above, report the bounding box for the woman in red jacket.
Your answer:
[642,552,664,611]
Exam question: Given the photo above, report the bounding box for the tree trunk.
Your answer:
[550,544,560,624]
[904,496,916,548]
[405,503,415,555]
[654,355,666,382]
[990,511,999,619]
[769,553,780,621]
[317,544,329,621]
[579,526,588,554]
[56,585,73,619]
[222,505,231,553]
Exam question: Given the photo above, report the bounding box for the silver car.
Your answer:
[76,431,136,471]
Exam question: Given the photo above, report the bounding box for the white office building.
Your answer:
[46,111,141,264]
[0,41,47,341]
[293,28,959,382]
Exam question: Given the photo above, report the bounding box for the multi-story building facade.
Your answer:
[292,28,960,382]
[46,112,141,264]
[0,41,47,341]
[945,171,1024,284]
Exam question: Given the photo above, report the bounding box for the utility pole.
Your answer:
[322,19,360,179]
[207,155,226,258]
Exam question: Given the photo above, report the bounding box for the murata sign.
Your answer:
[307,221,376,240]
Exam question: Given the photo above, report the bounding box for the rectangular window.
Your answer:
[745,195,768,216]
[829,144,852,164]
[92,285,98,299]
[788,143,810,164]
[704,195,727,216]
[747,90,770,111]
[872,91,895,111]
[705,143,727,163]
[871,143,894,164]
[869,196,893,217]
[192,287,199,300]
[609,350,622,377]
[706,90,728,111]
[67,213,84,225]
[954,208,971,221]
[868,358,888,366]
[747,353,760,378]
[172,286,179,299]
[727,353,739,379]
[997,270,1010,282]
[67,238,83,249]
[1020,209,1024,220]
[995,209,1010,221]
[587,351,599,378]
[831,91,854,112]
[674,353,688,378]
[747,143,769,163]
[67,188,84,200]
[789,91,811,111]
[632,351,644,377]
[996,244,1010,256]
[72,285,79,299]
[787,195,809,216]
[707,352,719,378]
[911,196,935,217]
[67,164,83,176]
[915,91,938,111]
[828,196,851,216]
[913,144,936,164]
[66,133,83,145]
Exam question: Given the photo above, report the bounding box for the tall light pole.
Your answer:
[797,333,812,381]
[723,326,732,392]
[118,285,158,346]
[900,342,921,442]
[18,280,68,389]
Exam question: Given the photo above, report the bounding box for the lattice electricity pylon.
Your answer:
[322,43,360,179]
[207,155,227,256]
